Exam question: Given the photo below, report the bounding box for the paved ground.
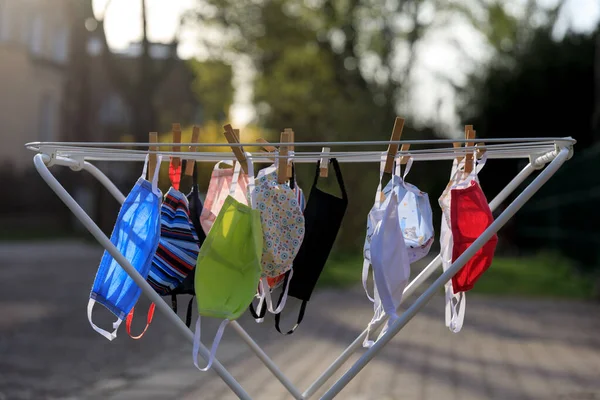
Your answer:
[1,241,600,400]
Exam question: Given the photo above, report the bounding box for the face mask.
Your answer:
[251,166,305,315]
[439,158,464,332]
[392,158,435,263]
[87,155,162,341]
[165,160,207,328]
[248,164,307,321]
[450,161,497,292]
[125,181,202,339]
[273,158,348,334]
[361,155,393,303]
[193,155,262,371]
[439,154,492,332]
[364,188,411,347]
[200,160,249,234]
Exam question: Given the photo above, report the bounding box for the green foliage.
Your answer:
[472,252,595,299]
[188,60,234,122]
[318,252,595,300]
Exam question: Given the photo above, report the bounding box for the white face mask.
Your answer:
[362,155,411,347]
[438,153,487,333]
[392,157,435,263]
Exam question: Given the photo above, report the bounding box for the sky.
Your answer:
[93,0,600,134]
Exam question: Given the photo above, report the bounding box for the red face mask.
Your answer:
[450,181,498,293]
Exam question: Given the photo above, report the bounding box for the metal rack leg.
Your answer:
[301,162,536,399]
[34,154,252,400]
[319,148,569,399]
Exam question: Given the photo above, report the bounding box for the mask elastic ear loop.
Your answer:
[140,154,150,180]
[229,159,242,196]
[125,303,156,339]
[150,155,163,196]
[245,152,256,208]
[87,299,121,341]
[374,153,387,208]
[193,317,229,371]
[260,269,294,314]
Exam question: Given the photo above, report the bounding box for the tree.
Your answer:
[92,0,181,142]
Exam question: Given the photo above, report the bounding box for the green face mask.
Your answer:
[192,155,262,371]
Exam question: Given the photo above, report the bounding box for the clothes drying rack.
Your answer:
[26,135,575,400]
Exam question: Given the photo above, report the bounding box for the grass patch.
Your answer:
[317,254,364,289]
[472,252,595,300]
[319,251,595,300]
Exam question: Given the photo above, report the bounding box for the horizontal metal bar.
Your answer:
[37,145,561,167]
[25,136,576,150]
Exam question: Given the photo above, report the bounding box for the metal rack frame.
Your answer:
[28,137,574,399]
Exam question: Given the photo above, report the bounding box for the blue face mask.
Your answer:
[87,155,163,340]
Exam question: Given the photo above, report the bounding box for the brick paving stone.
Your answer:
[2,242,600,400]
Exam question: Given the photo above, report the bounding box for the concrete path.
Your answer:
[1,241,599,400]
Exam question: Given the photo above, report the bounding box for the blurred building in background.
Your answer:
[0,0,70,171]
[0,0,202,236]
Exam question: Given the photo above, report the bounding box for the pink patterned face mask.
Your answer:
[200,160,249,234]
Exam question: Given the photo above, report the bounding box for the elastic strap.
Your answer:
[260,269,293,314]
[140,154,150,180]
[290,163,296,189]
[193,317,229,371]
[213,159,234,171]
[363,303,385,348]
[150,155,163,193]
[229,160,242,196]
[362,259,375,302]
[274,300,307,335]
[273,271,307,335]
[125,303,156,340]
[313,158,348,201]
[248,297,267,321]
[245,152,256,208]
[171,294,178,314]
[446,290,466,333]
[185,296,195,328]
[87,299,121,341]
[374,153,387,207]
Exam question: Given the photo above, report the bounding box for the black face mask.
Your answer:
[169,160,207,327]
[275,158,348,334]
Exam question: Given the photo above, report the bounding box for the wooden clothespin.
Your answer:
[278,131,290,184]
[256,138,277,153]
[464,125,475,174]
[320,147,330,177]
[476,142,486,159]
[184,125,200,176]
[285,128,294,178]
[384,117,405,174]
[171,123,181,168]
[399,144,411,165]
[148,132,158,181]
[454,141,463,163]
[223,124,248,174]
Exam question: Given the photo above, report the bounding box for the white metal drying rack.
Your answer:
[27,136,575,400]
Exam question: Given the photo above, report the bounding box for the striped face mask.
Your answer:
[126,160,201,339]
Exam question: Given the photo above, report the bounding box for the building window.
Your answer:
[99,92,131,127]
[30,14,44,55]
[53,25,69,63]
[39,94,58,142]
